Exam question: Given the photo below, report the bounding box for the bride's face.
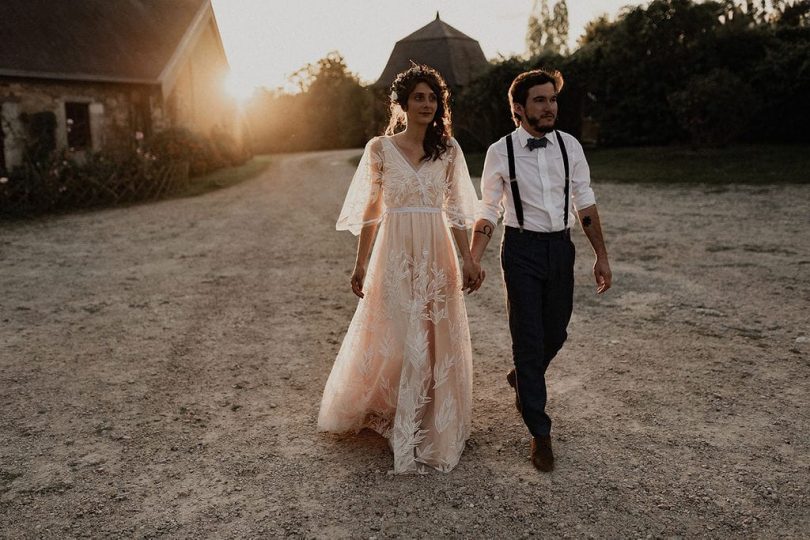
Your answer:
[404,81,438,126]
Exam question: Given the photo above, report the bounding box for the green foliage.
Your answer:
[246,52,370,153]
[178,155,272,199]
[527,0,570,56]
[1,126,249,216]
[569,0,809,145]
[454,56,531,151]
[574,0,727,146]
[668,69,758,147]
[461,143,810,182]
[584,143,810,183]
[145,127,246,177]
[453,52,583,152]
[749,26,810,140]
[778,0,810,26]
[0,147,188,216]
[249,0,808,152]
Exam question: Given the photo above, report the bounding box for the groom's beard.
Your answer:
[527,113,556,134]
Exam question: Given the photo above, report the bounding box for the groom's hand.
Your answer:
[594,258,612,294]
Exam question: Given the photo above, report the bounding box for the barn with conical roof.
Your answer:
[373,13,488,90]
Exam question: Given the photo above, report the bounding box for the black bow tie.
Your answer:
[527,137,547,150]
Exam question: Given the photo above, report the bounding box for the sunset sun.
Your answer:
[224,71,258,103]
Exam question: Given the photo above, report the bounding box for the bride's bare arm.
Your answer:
[350,191,383,298]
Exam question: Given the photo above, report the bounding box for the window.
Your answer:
[65,102,91,149]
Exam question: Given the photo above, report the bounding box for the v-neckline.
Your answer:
[386,136,426,174]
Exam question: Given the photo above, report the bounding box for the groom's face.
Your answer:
[517,82,558,134]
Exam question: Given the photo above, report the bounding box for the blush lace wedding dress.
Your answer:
[318,136,478,474]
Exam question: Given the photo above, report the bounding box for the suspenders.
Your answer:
[504,130,570,232]
[557,131,570,230]
[504,134,524,231]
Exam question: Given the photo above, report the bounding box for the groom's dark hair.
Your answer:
[508,69,564,127]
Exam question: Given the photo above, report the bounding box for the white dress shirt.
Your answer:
[477,126,596,232]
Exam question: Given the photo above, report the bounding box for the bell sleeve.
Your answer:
[336,137,385,235]
[443,138,478,230]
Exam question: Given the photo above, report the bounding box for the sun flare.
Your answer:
[225,71,258,103]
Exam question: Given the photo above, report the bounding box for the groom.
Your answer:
[470,69,612,472]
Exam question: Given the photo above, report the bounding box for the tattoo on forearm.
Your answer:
[474,224,493,239]
[582,216,592,227]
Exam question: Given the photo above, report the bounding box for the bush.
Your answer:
[144,128,218,177]
[245,52,369,153]
[0,147,189,216]
[668,69,758,147]
[0,123,252,216]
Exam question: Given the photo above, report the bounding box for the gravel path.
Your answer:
[1,149,808,538]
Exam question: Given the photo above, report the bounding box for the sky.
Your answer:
[211,0,648,98]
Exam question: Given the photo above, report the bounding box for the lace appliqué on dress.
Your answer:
[320,136,476,474]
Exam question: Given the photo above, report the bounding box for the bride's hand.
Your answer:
[461,259,481,294]
[351,265,366,298]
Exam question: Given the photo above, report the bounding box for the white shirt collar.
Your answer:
[515,125,555,149]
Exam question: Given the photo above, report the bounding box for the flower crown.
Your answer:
[390,64,443,103]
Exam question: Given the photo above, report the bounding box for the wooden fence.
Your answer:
[0,160,190,216]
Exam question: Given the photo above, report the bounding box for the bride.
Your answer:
[318,64,482,474]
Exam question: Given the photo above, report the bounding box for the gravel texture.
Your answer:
[1,149,808,538]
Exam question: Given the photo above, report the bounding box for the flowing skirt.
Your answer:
[318,209,473,474]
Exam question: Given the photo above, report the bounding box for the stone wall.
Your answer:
[0,13,245,175]
[0,79,164,170]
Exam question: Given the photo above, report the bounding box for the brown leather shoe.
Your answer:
[506,368,522,413]
[531,435,554,472]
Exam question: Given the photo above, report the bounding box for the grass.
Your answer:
[586,144,810,184]
[464,144,810,184]
[178,154,274,198]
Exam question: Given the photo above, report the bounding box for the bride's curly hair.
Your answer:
[385,63,452,162]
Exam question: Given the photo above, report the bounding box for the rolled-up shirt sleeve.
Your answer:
[570,137,596,211]
[476,145,505,224]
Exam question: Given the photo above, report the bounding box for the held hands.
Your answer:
[462,258,486,294]
[594,258,612,294]
[355,259,488,298]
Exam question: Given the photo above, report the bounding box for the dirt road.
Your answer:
[1,150,808,538]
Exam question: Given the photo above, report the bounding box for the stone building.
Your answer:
[0,0,238,173]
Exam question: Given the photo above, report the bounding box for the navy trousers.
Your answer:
[501,226,575,437]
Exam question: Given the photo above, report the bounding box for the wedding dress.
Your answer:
[318,135,478,474]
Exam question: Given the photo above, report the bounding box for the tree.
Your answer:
[573,0,736,145]
[668,69,758,146]
[572,0,810,145]
[774,0,810,26]
[454,51,583,152]
[455,56,532,150]
[245,52,370,152]
[526,0,570,56]
[298,52,368,150]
